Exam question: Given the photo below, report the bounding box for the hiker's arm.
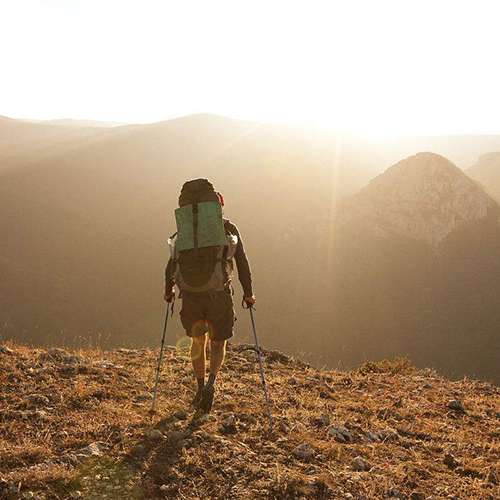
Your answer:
[231,225,254,298]
[164,258,175,301]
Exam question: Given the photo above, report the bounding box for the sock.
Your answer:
[197,377,205,389]
[207,373,216,387]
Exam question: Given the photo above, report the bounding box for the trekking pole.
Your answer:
[245,301,273,431]
[151,301,171,413]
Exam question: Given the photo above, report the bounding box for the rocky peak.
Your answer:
[466,152,500,201]
[338,152,496,246]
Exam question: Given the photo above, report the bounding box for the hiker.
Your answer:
[164,179,255,413]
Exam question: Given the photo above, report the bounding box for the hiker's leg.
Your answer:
[196,339,225,413]
[206,288,235,381]
[190,333,207,379]
[198,290,233,412]
[209,339,226,379]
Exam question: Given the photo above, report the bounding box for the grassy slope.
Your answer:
[1,343,499,499]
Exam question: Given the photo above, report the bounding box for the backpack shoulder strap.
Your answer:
[223,219,234,236]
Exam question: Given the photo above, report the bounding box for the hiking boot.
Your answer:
[191,386,204,407]
[197,383,215,413]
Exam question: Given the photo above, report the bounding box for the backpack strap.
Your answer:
[192,204,199,259]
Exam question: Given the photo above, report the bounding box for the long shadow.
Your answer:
[121,408,212,499]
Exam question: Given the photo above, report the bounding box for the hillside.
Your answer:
[1,342,499,499]
[316,153,500,384]
[0,113,381,353]
[467,152,500,202]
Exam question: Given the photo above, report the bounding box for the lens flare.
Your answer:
[176,336,192,359]
[190,320,209,338]
[190,337,205,362]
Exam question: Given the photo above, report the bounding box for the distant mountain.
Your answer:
[41,118,127,128]
[0,115,118,168]
[339,152,495,246]
[316,153,500,383]
[466,152,500,201]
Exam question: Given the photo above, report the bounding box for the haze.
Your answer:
[1,0,500,135]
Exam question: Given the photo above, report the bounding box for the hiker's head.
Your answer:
[178,179,223,207]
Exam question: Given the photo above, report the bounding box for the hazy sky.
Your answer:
[1,0,499,135]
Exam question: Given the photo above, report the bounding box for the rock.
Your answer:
[351,456,371,472]
[328,424,354,443]
[305,478,321,495]
[35,410,49,420]
[219,413,237,434]
[25,394,50,406]
[48,348,65,357]
[49,393,64,404]
[174,410,188,420]
[388,488,405,499]
[292,442,314,460]
[344,494,354,500]
[382,428,399,442]
[78,441,109,457]
[411,492,426,500]
[96,360,123,369]
[447,399,465,413]
[287,377,297,385]
[116,348,137,354]
[168,431,184,442]
[148,429,163,441]
[0,345,14,355]
[22,492,35,499]
[59,365,77,374]
[56,441,110,464]
[71,492,83,499]
[91,388,106,400]
[363,430,383,443]
[314,413,330,427]
[62,355,80,364]
[444,453,459,469]
[267,350,290,363]
[487,466,498,485]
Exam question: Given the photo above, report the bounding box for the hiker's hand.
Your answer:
[244,296,256,306]
[164,291,175,303]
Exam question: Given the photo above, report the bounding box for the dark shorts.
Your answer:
[180,288,235,341]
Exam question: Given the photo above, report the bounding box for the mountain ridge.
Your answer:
[338,152,498,246]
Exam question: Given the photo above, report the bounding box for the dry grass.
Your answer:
[0,342,499,499]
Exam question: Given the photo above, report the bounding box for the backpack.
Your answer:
[168,179,238,292]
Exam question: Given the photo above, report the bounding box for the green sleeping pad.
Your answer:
[175,201,226,251]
